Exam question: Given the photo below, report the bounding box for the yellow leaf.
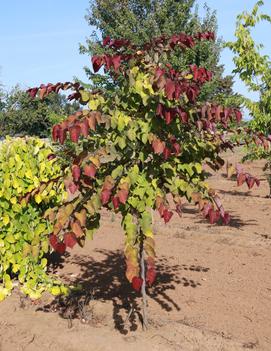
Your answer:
[51,286,61,296]
[35,193,42,204]
[80,90,90,103]
[145,229,153,238]
[88,99,99,110]
[40,162,46,173]
[3,215,9,225]
[0,287,9,301]
[25,169,33,179]
[88,156,100,168]
[10,197,16,205]
[185,74,193,79]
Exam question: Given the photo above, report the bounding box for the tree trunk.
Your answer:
[139,236,148,330]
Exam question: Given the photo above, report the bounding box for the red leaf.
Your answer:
[58,128,67,145]
[87,115,96,130]
[186,86,198,102]
[39,87,47,100]
[246,176,255,189]
[91,55,104,73]
[52,124,61,142]
[163,209,173,223]
[132,276,143,292]
[47,154,56,161]
[104,55,112,70]
[49,234,58,249]
[156,103,164,117]
[191,64,199,80]
[208,209,220,224]
[82,176,93,187]
[164,110,173,125]
[112,55,121,72]
[179,110,188,124]
[103,36,111,46]
[28,87,38,98]
[69,125,81,143]
[72,165,81,182]
[146,256,155,269]
[237,173,246,187]
[80,119,89,137]
[101,189,111,205]
[68,181,79,194]
[221,212,231,225]
[64,232,77,249]
[55,242,66,255]
[109,38,130,49]
[202,203,212,218]
[118,189,128,204]
[165,79,175,100]
[102,177,115,191]
[163,147,171,160]
[146,268,156,286]
[158,204,165,218]
[152,139,165,154]
[155,67,165,80]
[174,83,181,99]
[172,142,181,155]
[235,109,242,123]
[84,164,97,178]
[71,220,84,238]
[112,196,120,210]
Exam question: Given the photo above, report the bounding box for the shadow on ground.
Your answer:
[39,250,207,334]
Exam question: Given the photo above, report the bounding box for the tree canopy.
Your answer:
[80,0,238,105]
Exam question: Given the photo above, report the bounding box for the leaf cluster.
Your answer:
[0,137,67,300]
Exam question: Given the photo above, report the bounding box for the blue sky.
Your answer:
[0,0,270,100]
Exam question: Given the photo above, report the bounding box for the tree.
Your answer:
[80,0,238,105]
[27,31,262,327]
[227,0,271,196]
[0,80,4,112]
[0,86,79,138]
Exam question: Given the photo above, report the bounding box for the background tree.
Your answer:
[0,79,4,112]
[227,0,271,196]
[80,0,239,105]
[0,86,79,138]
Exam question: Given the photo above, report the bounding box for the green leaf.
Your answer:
[117,136,126,149]
[111,165,124,179]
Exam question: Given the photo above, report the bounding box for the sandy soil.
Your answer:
[0,150,271,351]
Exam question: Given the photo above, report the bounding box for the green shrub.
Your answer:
[0,136,67,300]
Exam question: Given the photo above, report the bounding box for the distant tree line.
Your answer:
[0,86,79,138]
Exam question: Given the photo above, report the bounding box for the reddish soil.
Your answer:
[0,150,271,351]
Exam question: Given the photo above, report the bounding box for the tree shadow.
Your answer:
[45,251,70,273]
[221,173,237,180]
[218,189,263,198]
[227,216,257,229]
[39,250,204,334]
[195,214,257,229]
[181,206,199,215]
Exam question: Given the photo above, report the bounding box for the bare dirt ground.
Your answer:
[0,150,271,351]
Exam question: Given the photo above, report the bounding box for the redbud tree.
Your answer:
[27,32,261,327]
